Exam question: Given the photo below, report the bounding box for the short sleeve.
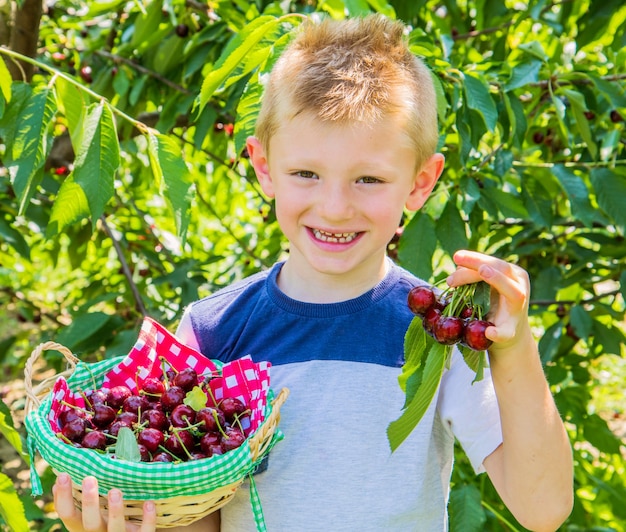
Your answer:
[175,305,201,351]
[437,348,503,473]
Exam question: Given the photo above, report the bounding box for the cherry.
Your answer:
[138,444,151,462]
[122,394,150,415]
[172,368,198,392]
[433,316,465,345]
[196,407,225,433]
[221,427,245,452]
[137,428,165,453]
[190,451,208,461]
[161,386,185,412]
[463,319,494,351]
[108,419,132,437]
[407,286,436,316]
[141,409,169,431]
[220,397,246,421]
[164,430,194,457]
[422,307,442,335]
[152,451,174,462]
[92,404,117,428]
[141,377,165,400]
[85,389,109,407]
[170,404,196,428]
[81,430,107,450]
[107,386,132,409]
[62,418,87,442]
[58,408,87,428]
[199,432,221,454]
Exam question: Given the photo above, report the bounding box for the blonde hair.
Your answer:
[255,15,439,170]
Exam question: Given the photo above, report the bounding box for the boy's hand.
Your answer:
[446,249,532,353]
[53,473,157,532]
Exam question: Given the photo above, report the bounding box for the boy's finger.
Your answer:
[80,476,107,531]
[139,501,157,532]
[106,489,130,531]
[53,473,85,532]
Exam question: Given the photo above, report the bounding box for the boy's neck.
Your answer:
[276,256,391,303]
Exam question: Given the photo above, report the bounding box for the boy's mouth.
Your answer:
[311,228,359,243]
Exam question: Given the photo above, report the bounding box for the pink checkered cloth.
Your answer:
[49,317,272,435]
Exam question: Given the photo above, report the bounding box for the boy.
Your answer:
[53,14,573,531]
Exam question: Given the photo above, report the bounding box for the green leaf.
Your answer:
[115,426,142,462]
[552,165,599,227]
[0,57,11,103]
[10,86,57,214]
[235,74,264,155]
[435,201,468,257]
[569,305,593,340]
[0,472,29,532]
[72,102,119,226]
[398,211,437,281]
[538,321,563,364]
[504,60,542,91]
[147,133,194,243]
[561,88,597,159]
[387,342,448,452]
[47,176,91,236]
[458,344,487,381]
[196,16,281,114]
[480,187,528,219]
[582,414,623,454]
[449,483,486,532]
[398,317,429,394]
[463,73,497,132]
[591,320,626,357]
[0,218,30,259]
[184,386,208,411]
[55,77,86,152]
[590,167,626,229]
[0,401,25,458]
[56,311,114,351]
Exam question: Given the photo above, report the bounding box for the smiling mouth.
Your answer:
[312,228,359,243]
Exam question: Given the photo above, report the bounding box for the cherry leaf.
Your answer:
[115,426,141,462]
[183,385,207,411]
[473,281,491,317]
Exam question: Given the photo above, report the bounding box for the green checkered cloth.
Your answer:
[26,356,283,531]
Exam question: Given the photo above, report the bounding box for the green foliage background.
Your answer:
[0,0,625,530]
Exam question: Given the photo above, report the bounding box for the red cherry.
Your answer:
[170,404,196,428]
[161,386,185,412]
[199,432,221,454]
[172,368,198,392]
[422,307,442,335]
[152,451,174,462]
[107,386,132,409]
[221,427,245,452]
[141,409,169,431]
[220,397,247,422]
[463,319,494,351]
[92,404,117,428]
[196,407,225,433]
[433,316,465,345]
[164,430,194,457]
[122,394,150,415]
[137,428,165,453]
[81,430,108,450]
[141,377,165,400]
[62,418,87,442]
[407,286,437,316]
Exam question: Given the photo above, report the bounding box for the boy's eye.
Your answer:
[295,170,317,179]
[358,176,382,184]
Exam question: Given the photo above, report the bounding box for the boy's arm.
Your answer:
[449,250,573,532]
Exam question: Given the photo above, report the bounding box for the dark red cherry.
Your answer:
[107,386,132,409]
[62,418,87,442]
[141,377,165,400]
[172,368,198,392]
[463,320,494,351]
[407,286,437,316]
[137,428,165,453]
[433,316,465,345]
[161,386,185,412]
[81,430,107,450]
[199,431,221,454]
[422,307,442,335]
[221,427,245,452]
[164,430,194,457]
[92,404,117,428]
[170,404,196,428]
[220,397,247,421]
[141,409,169,431]
[196,407,225,433]
[152,451,174,462]
[122,395,150,415]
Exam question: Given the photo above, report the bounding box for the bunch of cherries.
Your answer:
[55,366,249,463]
[407,284,494,351]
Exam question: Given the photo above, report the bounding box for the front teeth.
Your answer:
[313,229,357,243]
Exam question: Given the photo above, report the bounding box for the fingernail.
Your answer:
[84,476,96,490]
[110,489,121,503]
[145,500,155,513]
[58,473,69,486]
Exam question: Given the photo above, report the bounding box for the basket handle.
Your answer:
[24,341,79,410]
[249,387,289,461]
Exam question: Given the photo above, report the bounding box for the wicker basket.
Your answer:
[24,341,289,528]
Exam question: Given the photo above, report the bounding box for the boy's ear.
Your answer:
[246,136,275,198]
[405,153,445,211]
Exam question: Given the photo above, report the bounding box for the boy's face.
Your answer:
[247,111,443,291]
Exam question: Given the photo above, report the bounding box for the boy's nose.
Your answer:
[317,183,355,221]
